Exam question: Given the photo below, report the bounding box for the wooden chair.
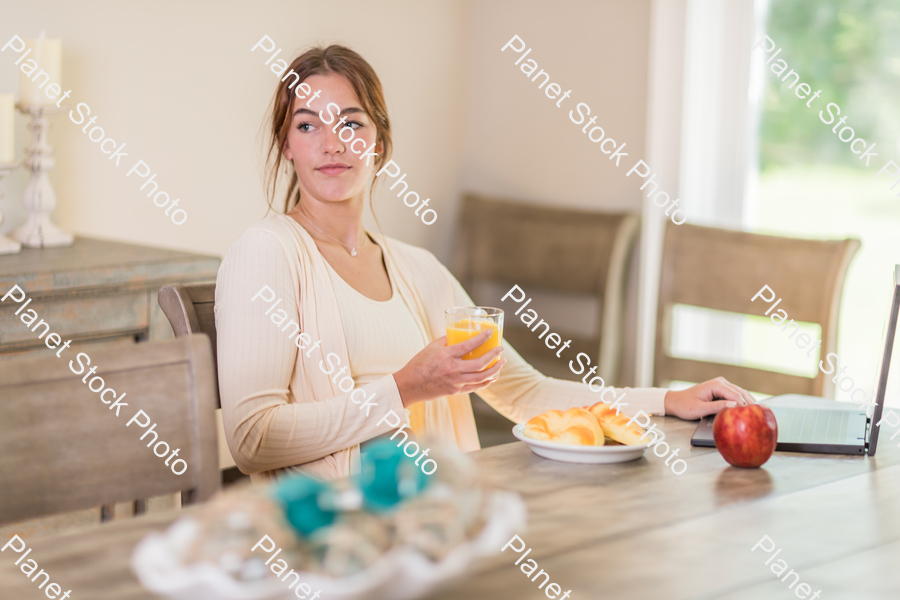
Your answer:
[654,221,860,398]
[454,194,640,447]
[0,334,220,526]
[455,194,640,384]
[158,283,218,384]
[158,283,243,479]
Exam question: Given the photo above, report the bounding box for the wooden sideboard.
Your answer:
[0,237,222,523]
[0,237,220,360]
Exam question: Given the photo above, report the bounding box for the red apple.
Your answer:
[713,404,778,468]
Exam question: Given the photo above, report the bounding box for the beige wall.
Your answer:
[0,0,467,258]
[1,0,651,263]
[461,0,651,211]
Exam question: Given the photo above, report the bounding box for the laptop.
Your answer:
[691,265,900,457]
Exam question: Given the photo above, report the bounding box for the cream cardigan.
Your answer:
[214,214,667,481]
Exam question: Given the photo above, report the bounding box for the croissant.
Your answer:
[588,402,647,446]
[523,407,605,446]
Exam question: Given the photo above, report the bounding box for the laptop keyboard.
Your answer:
[771,408,849,444]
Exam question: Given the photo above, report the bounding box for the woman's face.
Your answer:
[283,72,380,206]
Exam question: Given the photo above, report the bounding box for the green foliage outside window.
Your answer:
[761,0,900,169]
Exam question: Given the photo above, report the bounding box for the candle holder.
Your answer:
[11,103,73,248]
[0,160,22,255]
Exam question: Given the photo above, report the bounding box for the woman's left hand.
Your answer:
[663,377,757,420]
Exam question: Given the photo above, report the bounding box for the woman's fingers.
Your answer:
[398,332,509,404]
[459,375,501,394]
[714,378,756,405]
[458,358,506,386]
[698,398,735,417]
[702,378,750,405]
[731,381,757,404]
[459,345,504,372]
[448,330,493,357]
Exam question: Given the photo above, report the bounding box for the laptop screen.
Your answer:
[866,265,900,456]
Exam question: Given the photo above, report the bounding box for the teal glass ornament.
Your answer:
[272,475,337,538]
[358,440,430,513]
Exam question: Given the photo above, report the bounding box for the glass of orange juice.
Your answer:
[445,307,504,367]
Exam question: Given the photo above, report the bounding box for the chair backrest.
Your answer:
[0,334,220,525]
[455,194,639,383]
[159,283,218,395]
[158,282,240,472]
[654,221,860,397]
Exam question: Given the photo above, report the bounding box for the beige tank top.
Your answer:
[323,255,428,389]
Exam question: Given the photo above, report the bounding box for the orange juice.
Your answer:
[446,318,502,365]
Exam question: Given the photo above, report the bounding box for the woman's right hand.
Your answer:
[393,331,506,407]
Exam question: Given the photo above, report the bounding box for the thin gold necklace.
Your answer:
[296,209,367,257]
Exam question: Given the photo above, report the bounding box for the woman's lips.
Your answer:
[317,164,350,175]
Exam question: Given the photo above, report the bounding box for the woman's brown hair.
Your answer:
[265,45,392,213]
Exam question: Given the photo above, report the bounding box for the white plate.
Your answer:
[512,423,653,464]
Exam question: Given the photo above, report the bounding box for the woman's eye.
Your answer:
[346,121,363,130]
[297,123,314,132]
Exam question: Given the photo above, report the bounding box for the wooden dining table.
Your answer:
[2,413,898,600]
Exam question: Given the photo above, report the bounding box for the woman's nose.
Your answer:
[322,126,346,154]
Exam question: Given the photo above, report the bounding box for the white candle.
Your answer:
[18,37,62,107]
[0,94,13,163]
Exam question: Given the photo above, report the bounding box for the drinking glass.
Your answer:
[445,307,504,367]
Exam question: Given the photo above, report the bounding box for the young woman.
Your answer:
[215,45,755,481]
